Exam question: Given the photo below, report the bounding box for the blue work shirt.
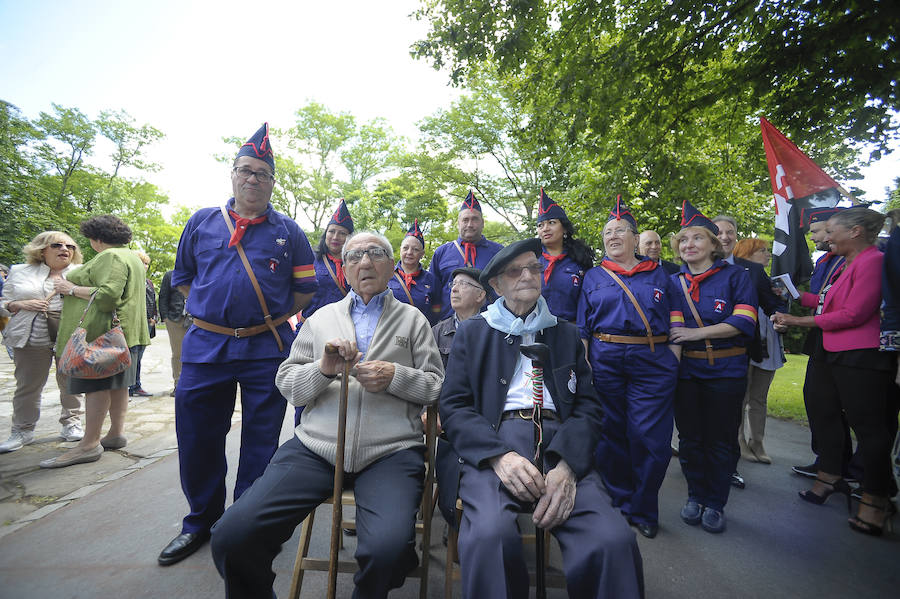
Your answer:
[173,199,317,363]
[577,259,680,340]
[540,250,585,322]
[300,254,348,322]
[429,236,503,320]
[669,261,758,379]
[809,252,845,295]
[387,263,442,326]
[349,288,388,358]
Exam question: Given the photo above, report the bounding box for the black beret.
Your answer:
[479,238,542,288]
[450,267,483,286]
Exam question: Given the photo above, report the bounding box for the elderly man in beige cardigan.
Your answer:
[210,231,444,599]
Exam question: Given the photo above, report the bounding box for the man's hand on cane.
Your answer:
[490,451,546,502]
[533,460,576,529]
[319,338,361,376]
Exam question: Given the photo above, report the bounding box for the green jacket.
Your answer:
[56,247,151,354]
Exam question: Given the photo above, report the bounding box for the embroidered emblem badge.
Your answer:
[275,238,286,246]
[268,258,279,273]
[653,288,663,303]
[395,336,409,348]
[714,298,726,313]
[568,370,577,393]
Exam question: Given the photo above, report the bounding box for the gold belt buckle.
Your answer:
[518,409,532,420]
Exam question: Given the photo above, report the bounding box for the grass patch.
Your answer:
[767,353,808,424]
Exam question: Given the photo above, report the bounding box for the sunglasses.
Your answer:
[49,243,77,251]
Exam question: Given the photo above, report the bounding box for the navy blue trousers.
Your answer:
[675,376,746,511]
[211,437,424,599]
[591,342,678,526]
[175,359,286,535]
[457,419,644,599]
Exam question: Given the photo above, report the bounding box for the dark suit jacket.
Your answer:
[732,256,787,361]
[661,259,681,275]
[435,314,602,524]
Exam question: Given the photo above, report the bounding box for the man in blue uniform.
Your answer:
[429,190,503,321]
[388,219,443,324]
[438,238,644,598]
[158,123,318,566]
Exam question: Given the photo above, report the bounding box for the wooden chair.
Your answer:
[444,498,567,598]
[288,404,438,599]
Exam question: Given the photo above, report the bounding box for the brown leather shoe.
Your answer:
[39,445,103,468]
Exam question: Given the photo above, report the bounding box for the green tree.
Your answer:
[96,109,165,185]
[34,104,96,209]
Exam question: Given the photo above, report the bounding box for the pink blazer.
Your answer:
[803,245,882,352]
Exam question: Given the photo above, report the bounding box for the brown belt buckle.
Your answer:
[233,327,245,338]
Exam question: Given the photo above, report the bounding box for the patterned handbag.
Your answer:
[58,292,131,379]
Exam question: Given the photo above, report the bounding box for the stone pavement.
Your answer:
[0,327,243,533]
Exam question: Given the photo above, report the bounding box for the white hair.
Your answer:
[342,231,394,261]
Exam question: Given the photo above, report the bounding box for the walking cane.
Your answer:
[325,343,351,599]
[520,342,551,599]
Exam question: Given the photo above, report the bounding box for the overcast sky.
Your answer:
[1,0,897,221]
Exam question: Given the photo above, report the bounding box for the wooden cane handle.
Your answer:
[324,343,339,355]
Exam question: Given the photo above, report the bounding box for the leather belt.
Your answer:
[501,408,559,422]
[593,332,668,344]
[192,313,292,339]
[684,347,746,360]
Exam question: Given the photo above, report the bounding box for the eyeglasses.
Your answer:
[451,279,483,292]
[344,246,390,264]
[49,243,77,251]
[603,226,634,238]
[232,166,275,184]
[500,263,543,279]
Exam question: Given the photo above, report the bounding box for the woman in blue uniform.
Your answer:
[388,220,442,325]
[300,199,353,323]
[537,189,594,321]
[294,199,353,425]
[668,200,758,534]
[577,196,681,539]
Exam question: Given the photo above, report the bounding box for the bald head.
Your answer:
[639,230,662,261]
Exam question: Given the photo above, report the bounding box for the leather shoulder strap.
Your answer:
[678,274,714,365]
[452,240,469,265]
[219,205,283,352]
[601,266,657,351]
[322,256,348,296]
[392,271,415,305]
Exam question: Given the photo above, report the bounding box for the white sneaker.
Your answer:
[60,422,84,442]
[0,430,35,453]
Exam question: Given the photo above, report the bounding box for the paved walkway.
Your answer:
[0,330,898,597]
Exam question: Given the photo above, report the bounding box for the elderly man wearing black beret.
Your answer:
[437,238,644,598]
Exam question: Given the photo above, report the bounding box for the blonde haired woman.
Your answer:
[0,231,84,452]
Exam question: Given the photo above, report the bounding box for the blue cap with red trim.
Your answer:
[236,123,275,172]
[679,199,719,235]
[328,199,354,233]
[536,188,567,223]
[607,195,638,230]
[405,219,424,247]
[801,206,845,227]
[460,190,482,213]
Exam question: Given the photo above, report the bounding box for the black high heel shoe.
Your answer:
[798,477,852,512]
[849,499,896,537]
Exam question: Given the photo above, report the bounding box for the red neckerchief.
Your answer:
[461,241,477,266]
[601,258,657,277]
[327,254,346,289]
[542,251,567,284]
[227,210,267,247]
[683,266,723,302]
[398,266,419,288]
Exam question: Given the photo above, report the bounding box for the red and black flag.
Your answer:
[760,117,850,284]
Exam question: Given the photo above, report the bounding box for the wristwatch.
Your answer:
[68,287,76,296]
